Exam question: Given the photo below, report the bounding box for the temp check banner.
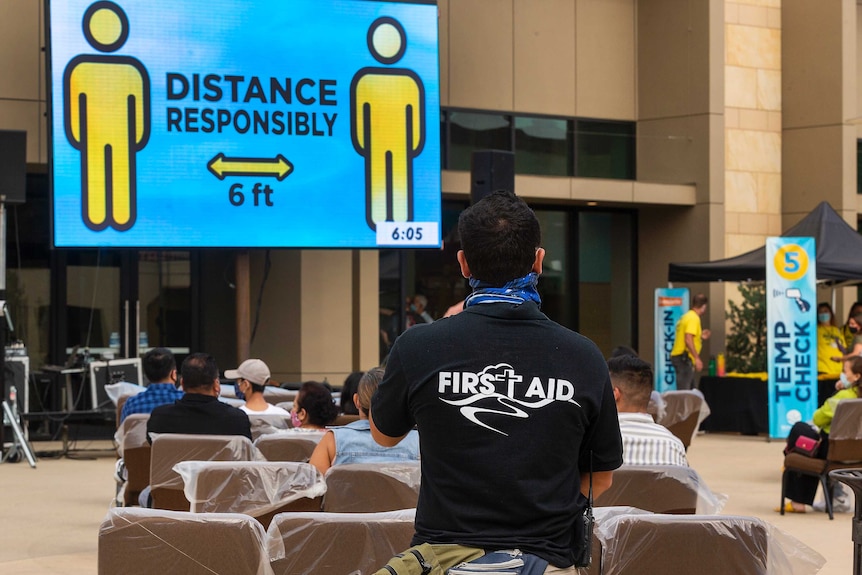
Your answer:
[654,288,689,393]
[48,0,441,248]
[766,237,817,439]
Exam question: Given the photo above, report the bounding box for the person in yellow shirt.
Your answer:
[816,303,843,376]
[670,293,711,390]
[779,356,862,513]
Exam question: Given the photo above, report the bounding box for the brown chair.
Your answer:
[98,507,273,575]
[267,509,415,575]
[781,398,862,519]
[659,390,706,450]
[322,463,420,513]
[597,514,770,575]
[118,414,150,506]
[594,465,722,514]
[255,433,322,463]
[248,414,292,440]
[174,461,326,528]
[149,434,260,511]
[115,395,132,427]
[331,414,360,426]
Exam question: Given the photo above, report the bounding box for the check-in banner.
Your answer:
[654,288,689,392]
[766,237,817,439]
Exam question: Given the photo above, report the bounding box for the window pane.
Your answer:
[448,112,512,171]
[575,120,635,180]
[578,212,633,355]
[534,210,572,328]
[515,117,572,176]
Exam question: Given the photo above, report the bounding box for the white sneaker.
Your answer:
[114,458,127,483]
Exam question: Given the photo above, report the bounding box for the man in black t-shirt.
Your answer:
[147,352,251,442]
[371,191,623,572]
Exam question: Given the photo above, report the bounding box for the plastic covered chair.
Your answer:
[175,461,326,527]
[594,465,726,514]
[117,414,150,506]
[149,433,263,511]
[322,463,420,513]
[595,513,825,575]
[255,431,324,463]
[781,398,862,519]
[267,509,415,575]
[98,507,274,575]
[659,390,710,449]
[248,414,292,440]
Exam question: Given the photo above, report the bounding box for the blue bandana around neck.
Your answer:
[464,272,542,308]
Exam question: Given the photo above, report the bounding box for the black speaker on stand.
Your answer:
[470,150,514,205]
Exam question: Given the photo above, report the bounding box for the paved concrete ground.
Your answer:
[0,434,853,574]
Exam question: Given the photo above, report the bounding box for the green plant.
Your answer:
[725,283,767,373]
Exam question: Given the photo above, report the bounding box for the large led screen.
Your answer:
[48,0,441,248]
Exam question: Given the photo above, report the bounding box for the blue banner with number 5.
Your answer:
[766,236,817,438]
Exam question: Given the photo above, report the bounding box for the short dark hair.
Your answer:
[608,355,654,410]
[692,293,708,308]
[458,191,541,286]
[340,371,364,415]
[142,347,176,382]
[180,353,219,390]
[296,381,338,426]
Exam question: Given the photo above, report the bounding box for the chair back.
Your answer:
[98,507,273,575]
[175,461,326,527]
[255,433,322,462]
[322,463,420,513]
[248,414,292,440]
[660,391,705,448]
[119,414,151,506]
[115,395,131,427]
[597,514,769,575]
[149,434,260,511]
[594,465,723,514]
[267,509,415,575]
[332,414,361,426]
[827,398,862,462]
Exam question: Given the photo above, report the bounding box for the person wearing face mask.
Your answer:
[839,313,862,370]
[843,303,862,349]
[816,303,843,377]
[777,356,862,513]
[225,359,290,416]
[290,381,338,430]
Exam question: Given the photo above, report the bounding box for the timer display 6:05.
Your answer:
[376,222,439,246]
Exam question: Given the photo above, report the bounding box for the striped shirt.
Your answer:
[618,412,689,467]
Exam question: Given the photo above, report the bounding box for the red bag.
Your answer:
[791,435,821,457]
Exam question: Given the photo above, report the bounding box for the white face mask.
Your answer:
[840,372,857,388]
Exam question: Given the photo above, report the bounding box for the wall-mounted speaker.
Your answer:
[470,150,514,204]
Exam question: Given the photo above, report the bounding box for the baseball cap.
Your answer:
[225,359,271,385]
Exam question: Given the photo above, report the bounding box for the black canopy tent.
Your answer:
[668,202,862,283]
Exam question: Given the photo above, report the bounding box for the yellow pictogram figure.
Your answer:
[64,1,149,231]
[351,17,425,231]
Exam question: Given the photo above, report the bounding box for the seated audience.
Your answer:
[609,354,688,467]
[310,367,420,474]
[225,358,289,416]
[115,348,183,488]
[340,371,364,416]
[147,353,252,442]
[290,381,338,430]
[120,348,183,423]
[778,356,862,513]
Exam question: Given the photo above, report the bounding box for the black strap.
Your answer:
[409,549,433,575]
